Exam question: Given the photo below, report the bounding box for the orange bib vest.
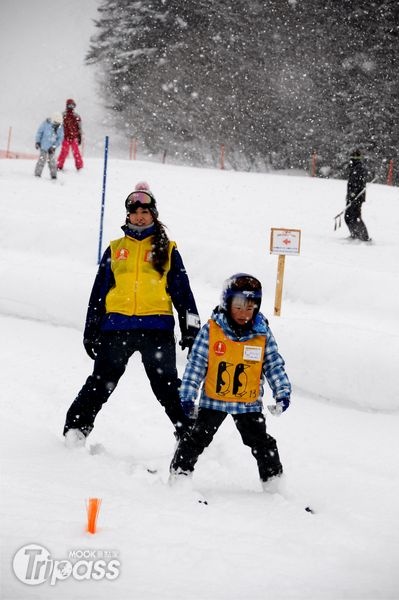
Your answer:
[205,320,266,403]
[105,236,175,316]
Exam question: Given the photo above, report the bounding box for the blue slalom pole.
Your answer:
[97,136,109,264]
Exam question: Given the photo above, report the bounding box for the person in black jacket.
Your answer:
[63,182,201,448]
[344,149,371,241]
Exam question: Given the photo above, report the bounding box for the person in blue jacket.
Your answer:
[34,113,64,179]
[63,182,201,448]
[170,273,291,491]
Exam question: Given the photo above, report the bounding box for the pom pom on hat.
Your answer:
[135,181,151,191]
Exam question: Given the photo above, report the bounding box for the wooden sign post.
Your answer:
[270,228,301,316]
[274,254,286,317]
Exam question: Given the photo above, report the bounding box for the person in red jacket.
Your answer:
[57,99,83,171]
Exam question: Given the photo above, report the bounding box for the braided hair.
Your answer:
[151,218,170,275]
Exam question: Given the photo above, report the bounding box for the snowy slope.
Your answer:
[1,157,399,600]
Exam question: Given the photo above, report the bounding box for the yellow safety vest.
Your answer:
[205,320,266,403]
[105,235,175,316]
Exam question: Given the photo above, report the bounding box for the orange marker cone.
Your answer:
[86,498,102,534]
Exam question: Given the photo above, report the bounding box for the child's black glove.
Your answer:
[35,142,41,150]
[181,400,195,418]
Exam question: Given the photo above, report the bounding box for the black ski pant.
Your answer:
[63,330,189,437]
[170,408,283,482]
[344,203,369,241]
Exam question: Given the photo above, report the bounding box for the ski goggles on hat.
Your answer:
[229,277,262,301]
[232,275,262,293]
[223,275,262,306]
[125,191,154,211]
[230,291,261,305]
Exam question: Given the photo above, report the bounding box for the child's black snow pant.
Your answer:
[63,330,190,438]
[170,407,283,482]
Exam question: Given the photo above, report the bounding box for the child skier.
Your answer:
[34,113,64,179]
[170,273,291,491]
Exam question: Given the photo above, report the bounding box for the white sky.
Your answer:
[0,0,106,154]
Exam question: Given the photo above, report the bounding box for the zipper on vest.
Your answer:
[132,240,142,314]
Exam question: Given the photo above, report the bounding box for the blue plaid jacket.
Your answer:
[180,309,291,414]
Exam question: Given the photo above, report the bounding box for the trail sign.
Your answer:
[270,228,301,255]
[269,228,301,316]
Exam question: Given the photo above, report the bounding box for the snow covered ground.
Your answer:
[1,156,399,600]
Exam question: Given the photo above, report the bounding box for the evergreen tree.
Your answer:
[87,0,398,180]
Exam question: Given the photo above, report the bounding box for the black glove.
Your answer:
[48,146,56,155]
[182,400,195,418]
[179,334,196,356]
[174,401,196,441]
[35,142,41,150]
[77,135,82,145]
[83,337,100,360]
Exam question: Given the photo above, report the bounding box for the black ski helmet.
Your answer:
[220,273,262,315]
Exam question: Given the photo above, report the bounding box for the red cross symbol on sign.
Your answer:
[283,238,291,245]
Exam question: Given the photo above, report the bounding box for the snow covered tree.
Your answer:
[87,0,399,180]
